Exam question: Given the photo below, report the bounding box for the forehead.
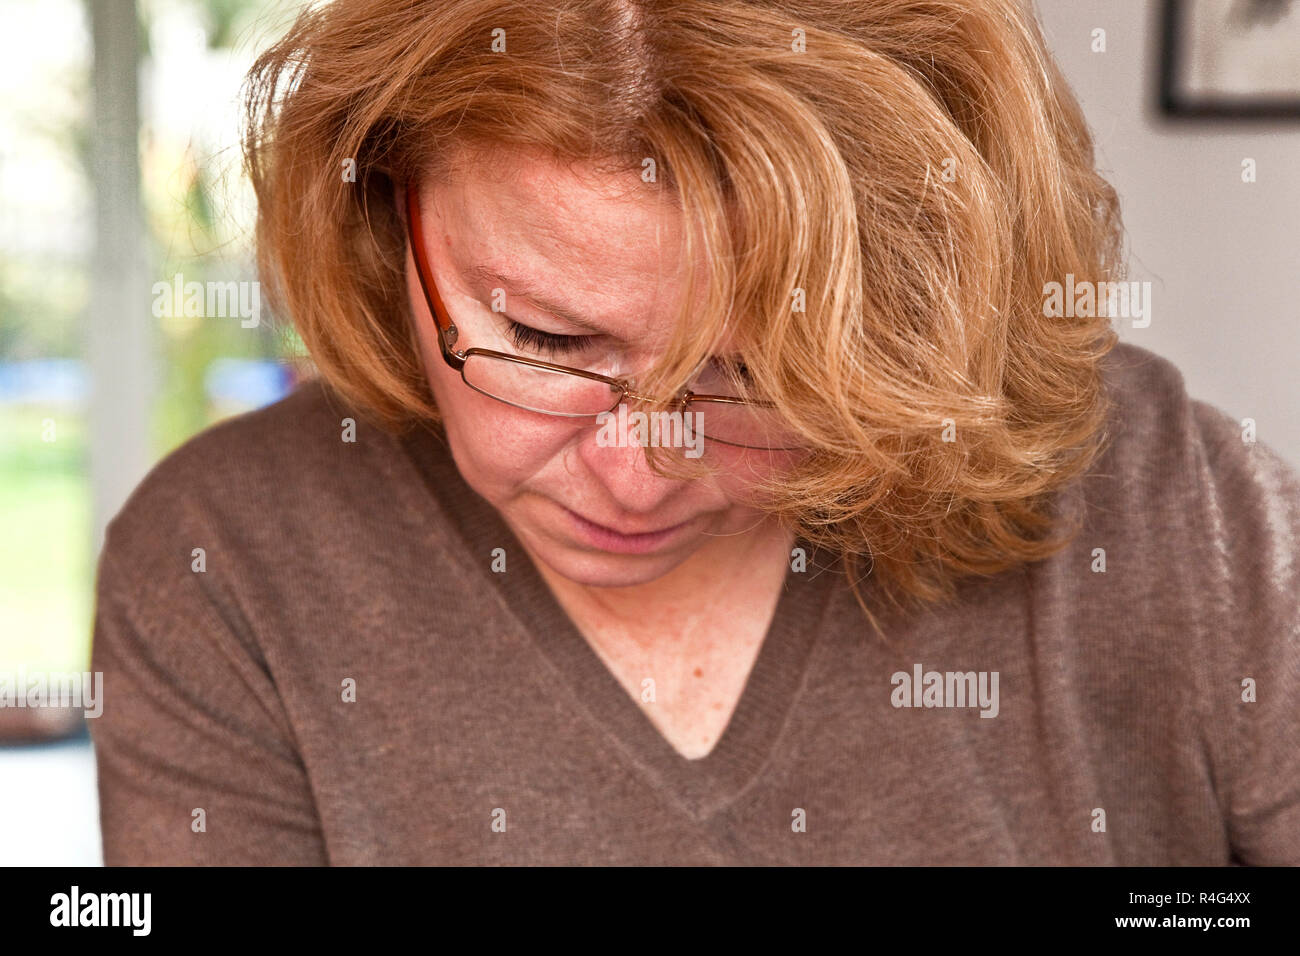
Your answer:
[426,148,709,338]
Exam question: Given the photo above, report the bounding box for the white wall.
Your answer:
[1034,0,1300,470]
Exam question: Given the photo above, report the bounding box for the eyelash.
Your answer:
[504,319,595,355]
[502,318,751,382]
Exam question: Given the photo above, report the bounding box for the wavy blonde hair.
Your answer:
[244,0,1124,634]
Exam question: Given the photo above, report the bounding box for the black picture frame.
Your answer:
[1159,0,1300,118]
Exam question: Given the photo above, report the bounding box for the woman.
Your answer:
[90,0,1299,865]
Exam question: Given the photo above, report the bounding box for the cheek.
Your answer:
[710,447,807,504]
[429,365,574,488]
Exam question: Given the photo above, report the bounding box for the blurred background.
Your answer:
[1,0,1298,865]
[0,0,305,865]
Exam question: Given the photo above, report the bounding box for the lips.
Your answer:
[567,508,687,537]
[560,504,694,554]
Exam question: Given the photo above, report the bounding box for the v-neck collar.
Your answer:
[396,421,846,821]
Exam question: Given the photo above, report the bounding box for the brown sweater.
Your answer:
[89,342,1300,865]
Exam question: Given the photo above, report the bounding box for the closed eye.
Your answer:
[689,355,758,398]
[710,356,752,382]
[503,319,597,356]
[726,359,752,380]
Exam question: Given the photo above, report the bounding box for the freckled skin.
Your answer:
[403,148,801,623]
[404,150,806,760]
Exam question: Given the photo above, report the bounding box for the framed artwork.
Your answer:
[1159,0,1300,117]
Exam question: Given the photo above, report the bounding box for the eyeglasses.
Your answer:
[403,183,801,451]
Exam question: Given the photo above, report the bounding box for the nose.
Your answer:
[573,395,692,517]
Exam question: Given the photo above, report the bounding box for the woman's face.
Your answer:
[404,149,795,589]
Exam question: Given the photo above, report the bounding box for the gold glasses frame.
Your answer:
[403,181,800,451]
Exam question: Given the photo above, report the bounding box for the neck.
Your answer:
[523,514,795,651]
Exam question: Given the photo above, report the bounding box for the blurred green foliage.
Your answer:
[1,0,302,675]
[0,406,91,673]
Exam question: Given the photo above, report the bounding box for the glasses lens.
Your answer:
[690,400,801,451]
[463,354,803,450]
[463,353,620,416]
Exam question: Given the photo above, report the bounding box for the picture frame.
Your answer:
[1159,0,1300,118]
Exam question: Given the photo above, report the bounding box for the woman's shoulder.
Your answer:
[1092,340,1300,515]
[1091,344,1300,861]
[99,377,418,575]
[1082,339,1300,640]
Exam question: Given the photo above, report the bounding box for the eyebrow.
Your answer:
[465,265,610,334]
